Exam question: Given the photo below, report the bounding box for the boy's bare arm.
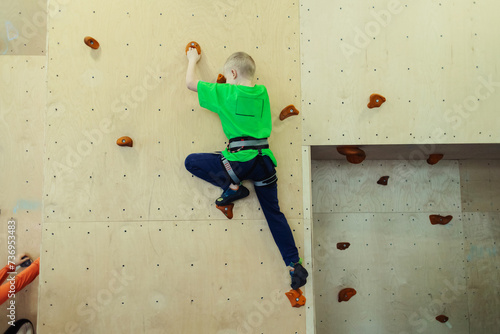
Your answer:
[186,48,201,92]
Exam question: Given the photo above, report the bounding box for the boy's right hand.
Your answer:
[187,47,201,63]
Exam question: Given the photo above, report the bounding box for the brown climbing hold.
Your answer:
[367,94,386,108]
[285,288,306,308]
[279,105,299,121]
[84,36,100,49]
[337,243,350,250]
[216,204,234,219]
[338,288,357,302]
[116,136,133,147]
[427,154,444,165]
[217,74,227,83]
[377,176,390,186]
[429,215,453,225]
[337,146,366,164]
[436,315,449,323]
[185,41,201,55]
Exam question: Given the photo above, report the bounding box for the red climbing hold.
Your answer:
[429,215,453,225]
[117,136,133,147]
[377,176,390,186]
[84,36,100,49]
[279,105,299,121]
[367,94,386,108]
[338,288,357,302]
[436,315,449,323]
[216,204,234,219]
[337,146,366,164]
[337,243,351,250]
[185,41,201,55]
[285,288,306,308]
[427,154,444,165]
[217,74,227,83]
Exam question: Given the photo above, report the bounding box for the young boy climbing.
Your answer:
[184,46,308,290]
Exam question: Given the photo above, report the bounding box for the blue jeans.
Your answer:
[185,153,300,265]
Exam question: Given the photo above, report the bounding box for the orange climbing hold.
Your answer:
[279,105,299,121]
[216,204,234,219]
[217,74,227,83]
[338,288,357,302]
[377,176,390,186]
[337,146,366,164]
[427,154,444,165]
[436,315,449,323]
[186,41,201,55]
[337,242,350,250]
[84,36,100,49]
[116,136,133,147]
[285,288,306,308]
[367,94,386,108]
[429,215,453,225]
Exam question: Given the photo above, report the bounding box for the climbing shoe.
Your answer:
[290,261,308,290]
[215,185,250,206]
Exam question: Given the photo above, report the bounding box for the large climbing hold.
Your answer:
[117,136,133,147]
[429,215,453,225]
[367,94,386,108]
[427,154,444,165]
[337,146,366,164]
[185,41,201,55]
[279,105,299,121]
[216,204,234,219]
[285,288,306,308]
[338,288,357,302]
[84,36,100,49]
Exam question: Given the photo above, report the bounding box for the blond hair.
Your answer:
[224,52,256,79]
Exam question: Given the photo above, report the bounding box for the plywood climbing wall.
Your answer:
[39,1,305,333]
[300,0,500,146]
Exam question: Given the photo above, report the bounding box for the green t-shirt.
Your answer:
[197,81,277,166]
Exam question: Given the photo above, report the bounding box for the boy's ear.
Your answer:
[231,69,238,79]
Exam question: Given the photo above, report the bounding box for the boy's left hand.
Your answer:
[187,47,201,63]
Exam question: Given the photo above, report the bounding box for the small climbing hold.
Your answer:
[338,288,357,302]
[279,105,299,121]
[84,36,100,49]
[436,315,449,323]
[217,74,226,83]
[285,288,306,308]
[367,94,386,108]
[429,215,453,225]
[116,136,133,147]
[337,146,366,164]
[427,154,444,165]
[337,243,350,250]
[216,204,234,219]
[185,41,201,55]
[377,176,390,186]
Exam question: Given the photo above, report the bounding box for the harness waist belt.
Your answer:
[228,137,269,152]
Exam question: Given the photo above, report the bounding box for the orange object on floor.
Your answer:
[84,36,99,49]
[427,154,444,165]
[429,215,453,225]
[338,288,357,302]
[186,41,201,55]
[0,258,40,305]
[285,288,306,308]
[217,74,227,83]
[216,204,234,219]
[367,94,386,108]
[337,146,366,164]
[279,105,299,121]
[117,136,133,147]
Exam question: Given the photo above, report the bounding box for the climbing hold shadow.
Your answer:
[186,41,201,55]
[337,146,366,164]
[427,154,444,165]
[279,105,299,121]
[337,243,350,250]
[117,136,133,147]
[216,204,234,219]
[429,215,453,225]
[285,288,306,308]
[84,36,100,49]
[436,315,449,323]
[338,288,357,302]
[217,74,226,83]
[367,94,386,108]
[377,176,390,186]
